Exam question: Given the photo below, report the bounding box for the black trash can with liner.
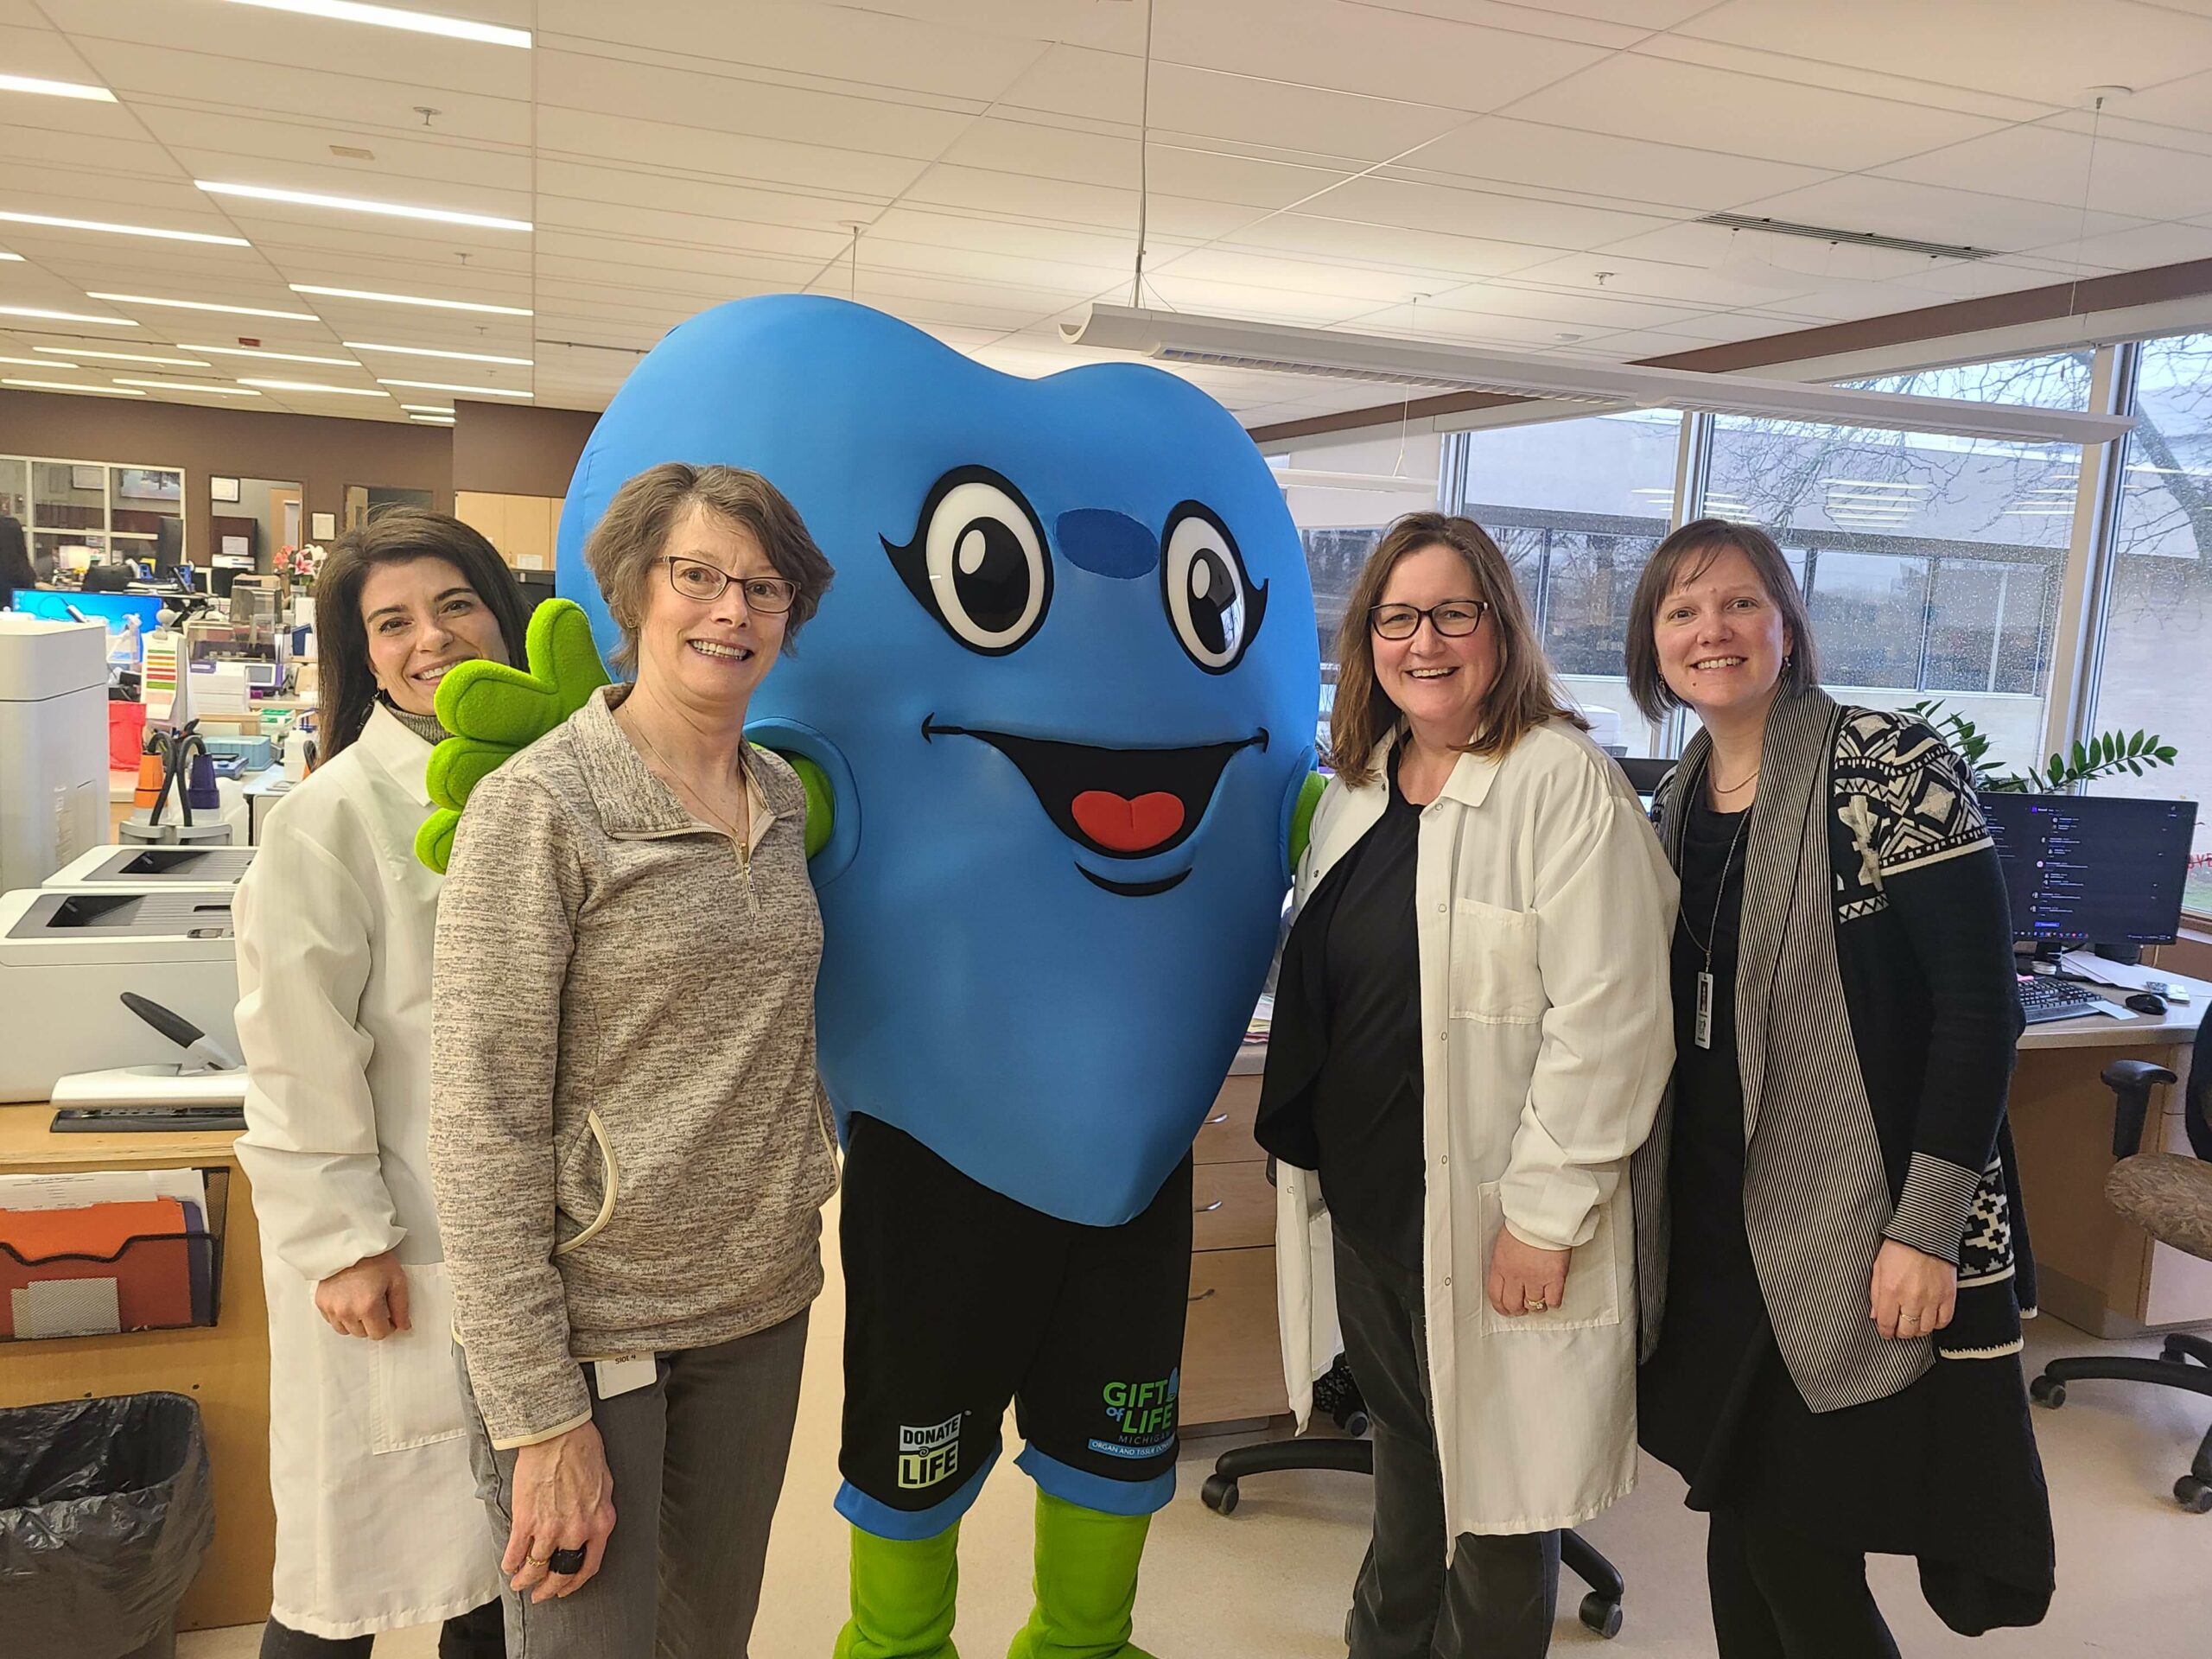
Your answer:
[0,1392,214,1659]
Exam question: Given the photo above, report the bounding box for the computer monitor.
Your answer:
[1981,792,2200,948]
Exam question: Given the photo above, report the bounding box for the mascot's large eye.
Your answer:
[884,467,1052,655]
[1161,504,1267,675]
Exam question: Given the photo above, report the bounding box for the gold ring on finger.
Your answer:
[525,1555,550,1567]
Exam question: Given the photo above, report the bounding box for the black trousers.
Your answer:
[1333,1231,1560,1659]
[259,1599,505,1659]
[1707,1507,1901,1659]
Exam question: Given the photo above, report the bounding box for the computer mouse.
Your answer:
[2126,991,2168,1017]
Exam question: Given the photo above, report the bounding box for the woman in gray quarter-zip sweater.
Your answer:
[429,461,837,1659]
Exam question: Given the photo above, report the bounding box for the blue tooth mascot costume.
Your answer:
[548,296,1318,1658]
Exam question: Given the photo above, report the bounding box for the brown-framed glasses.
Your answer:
[1370,599,1490,641]
[659,555,798,613]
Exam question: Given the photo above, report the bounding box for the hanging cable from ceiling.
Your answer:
[1131,0,1154,309]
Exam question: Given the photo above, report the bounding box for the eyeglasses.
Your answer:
[658,555,798,613]
[1370,600,1490,641]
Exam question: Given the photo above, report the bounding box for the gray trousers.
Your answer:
[458,1310,809,1659]
[1334,1234,1560,1659]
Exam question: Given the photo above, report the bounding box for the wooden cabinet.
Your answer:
[455,492,563,570]
[1179,1068,1289,1430]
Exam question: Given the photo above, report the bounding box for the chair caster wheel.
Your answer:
[1335,1407,1370,1437]
[1579,1592,1624,1639]
[1200,1474,1239,1516]
[2028,1375,2065,1408]
[2175,1476,2212,1514]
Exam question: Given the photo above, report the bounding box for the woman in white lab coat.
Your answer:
[234,509,529,1659]
[1260,512,1675,1658]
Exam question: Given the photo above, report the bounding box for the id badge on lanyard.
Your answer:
[1694,970,1714,1051]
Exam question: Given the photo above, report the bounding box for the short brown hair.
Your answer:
[583,461,835,677]
[1328,511,1586,786]
[1624,518,1819,722]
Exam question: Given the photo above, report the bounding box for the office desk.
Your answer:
[2009,972,2212,1338]
[0,1105,273,1631]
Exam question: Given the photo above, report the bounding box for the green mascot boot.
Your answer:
[834,1523,963,1659]
[1006,1491,1159,1659]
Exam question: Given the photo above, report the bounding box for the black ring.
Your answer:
[547,1546,586,1575]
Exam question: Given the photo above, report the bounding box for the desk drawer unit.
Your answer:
[1180,1068,1287,1428]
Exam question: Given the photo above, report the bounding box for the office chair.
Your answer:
[2029,1003,2212,1512]
[1200,1361,1628,1637]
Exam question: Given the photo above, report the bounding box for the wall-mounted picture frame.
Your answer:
[70,464,104,492]
[310,511,337,542]
[210,475,241,503]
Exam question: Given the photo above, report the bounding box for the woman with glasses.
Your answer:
[429,461,840,1657]
[1262,512,1675,1657]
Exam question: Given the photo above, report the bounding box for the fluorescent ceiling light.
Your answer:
[34,346,209,368]
[378,377,530,397]
[198,181,531,233]
[347,340,531,365]
[0,304,135,326]
[224,0,531,48]
[113,378,261,396]
[410,414,456,425]
[91,292,319,320]
[0,252,22,262]
[3,377,142,395]
[1065,306,2136,448]
[0,73,117,101]
[239,378,386,397]
[293,283,529,316]
[399,403,454,413]
[0,354,71,367]
[0,210,248,246]
[181,343,355,366]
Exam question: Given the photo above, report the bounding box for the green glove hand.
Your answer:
[1287,770,1325,871]
[413,598,611,873]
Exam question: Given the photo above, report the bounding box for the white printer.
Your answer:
[0,614,108,893]
[0,886,240,1103]
[45,844,257,892]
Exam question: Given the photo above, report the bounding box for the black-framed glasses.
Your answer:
[1370,599,1489,641]
[658,555,798,614]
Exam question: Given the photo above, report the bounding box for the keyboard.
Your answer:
[2018,976,2102,1025]
[50,1105,248,1133]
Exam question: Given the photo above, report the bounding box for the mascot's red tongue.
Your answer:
[1071,789,1185,854]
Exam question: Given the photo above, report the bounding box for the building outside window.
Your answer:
[2092,332,2212,917]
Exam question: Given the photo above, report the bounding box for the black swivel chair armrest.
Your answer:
[2101,1058,2179,1159]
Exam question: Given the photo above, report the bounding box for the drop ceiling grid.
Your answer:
[2,2,2210,424]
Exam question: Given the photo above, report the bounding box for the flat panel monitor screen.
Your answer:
[1980,792,2199,946]
[7,588,164,663]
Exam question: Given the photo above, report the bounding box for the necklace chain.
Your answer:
[1710,764,1761,795]
[620,708,753,871]
[1681,791,1750,968]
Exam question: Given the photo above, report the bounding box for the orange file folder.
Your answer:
[0,1198,196,1337]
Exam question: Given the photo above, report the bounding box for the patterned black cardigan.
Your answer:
[1632,692,2037,1414]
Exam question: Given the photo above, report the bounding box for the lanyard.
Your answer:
[1681,805,1749,1051]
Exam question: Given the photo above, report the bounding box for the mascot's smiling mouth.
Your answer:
[922,716,1268,897]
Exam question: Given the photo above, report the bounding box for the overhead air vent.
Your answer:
[1694,212,1996,263]
[328,144,376,161]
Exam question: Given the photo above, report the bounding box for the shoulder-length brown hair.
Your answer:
[314,508,531,761]
[583,461,834,678]
[1623,518,1820,722]
[1329,511,1586,787]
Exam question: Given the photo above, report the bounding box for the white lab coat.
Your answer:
[233,706,500,1638]
[1274,720,1678,1537]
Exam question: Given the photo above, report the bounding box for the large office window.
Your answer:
[2092,332,2212,916]
[1703,353,2090,772]
[1452,409,1682,757]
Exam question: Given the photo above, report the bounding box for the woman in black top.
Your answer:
[1624,519,2053,1656]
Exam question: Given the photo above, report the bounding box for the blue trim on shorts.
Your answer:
[1015,1444,1176,1516]
[835,1440,1001,1541]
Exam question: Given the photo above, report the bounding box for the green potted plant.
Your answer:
[1906,700,2178,793]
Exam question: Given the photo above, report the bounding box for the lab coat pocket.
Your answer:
[1471,1181,1622,1336]
[369,1262,468,1453]
[1449,899,1546,1023]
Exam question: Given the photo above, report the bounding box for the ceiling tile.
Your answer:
[1501,52,2007,171]
[1874,124,2212,222]
[1388,116,1832,213]
[1216,212,1558,278]
[1307,173,1677,251]
[1676,0,2212,108]
[2021,221,2212,270]
[536,109,928,201]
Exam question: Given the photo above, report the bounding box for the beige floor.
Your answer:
[181,1215,2212,1658]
